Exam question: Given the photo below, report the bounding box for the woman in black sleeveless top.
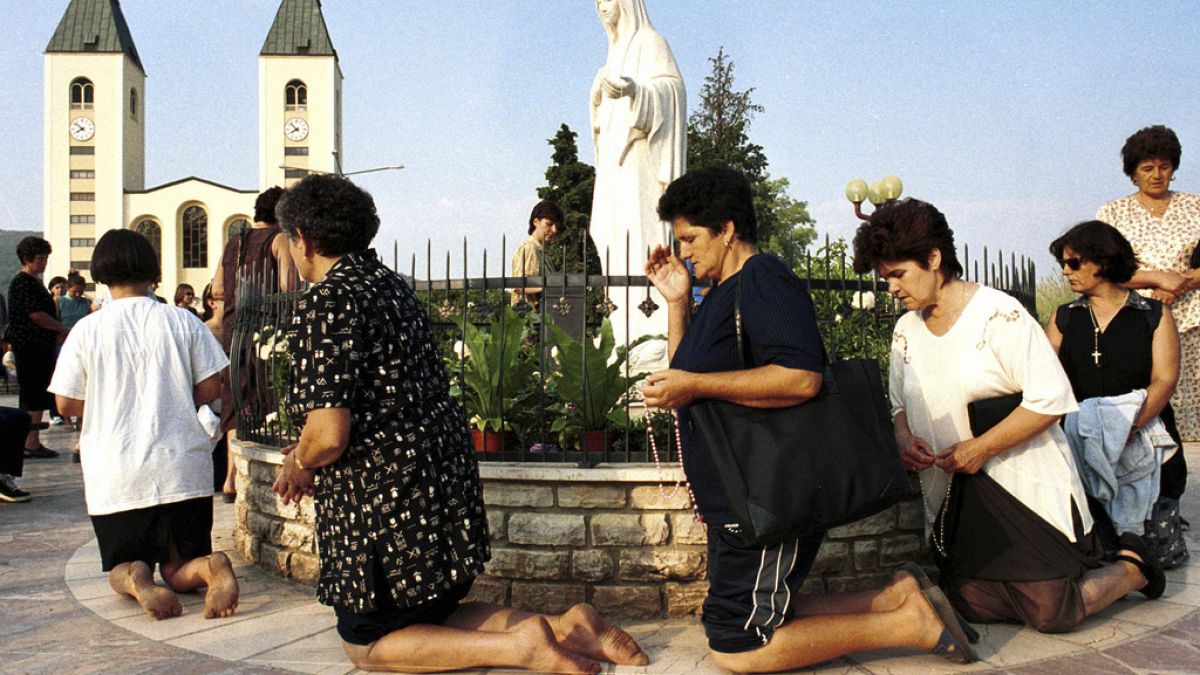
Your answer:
[1045,221,1186,556]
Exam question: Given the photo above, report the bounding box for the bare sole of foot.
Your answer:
[558,603,650,666]
[203,552,240,619]
[129,561,182,620]
[519,616,601,674]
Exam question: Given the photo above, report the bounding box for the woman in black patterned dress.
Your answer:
[270,174,647,674]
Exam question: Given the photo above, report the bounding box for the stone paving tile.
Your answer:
[998,650,1138,674]
[1101,632,1200,673]
[243,627,355,675]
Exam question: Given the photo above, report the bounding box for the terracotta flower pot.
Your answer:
[581,429,616,453]
[471,429,504,453]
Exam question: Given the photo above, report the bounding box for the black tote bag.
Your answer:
[687,277,912,545]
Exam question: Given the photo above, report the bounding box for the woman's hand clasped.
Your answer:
[645,246,691,305]
[897,432,936,472]
[644,369,696,410]
[272,443,315,505]
[934,438,990,475]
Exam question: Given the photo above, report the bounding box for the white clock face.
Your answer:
[69,116,95,141]
[284,117,309,141]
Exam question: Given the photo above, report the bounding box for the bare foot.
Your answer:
[518,616,601,674]
[203,552,240,619]
[900,587,945,651]
[876,569,923,611]
[556,603,650,666]
[127,561,182,620]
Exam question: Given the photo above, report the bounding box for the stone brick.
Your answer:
[798,577,824,595]
[852,540,879,571]
[483,483,554,507]
[628,485,691,510]
[246,511,283,543]
[298,496,316,522]
[825,572,892,594]
[510,582,586,614]
[485,548,570,580]
[259,542,290,576]
[233,454,250,477]
[280,521,316,553]
[897,499,924,530]
[618,549,706,581]
[290,551,320,584]
[879,534,923,566]
[245,482,301,520]
[670,513,708,545]
[233,529,260,564]
[591,585,661,619]
[665,582,708,617]
[826,507,897,539]
[249,460,278,485]
[487,509,506,543]
[235,500,250,528]
[572,550,614,583]
[809,541,849,574]
[557,485,626,508]
[590,513,668,546]
[465,576,510,605]
[508,513,586,546]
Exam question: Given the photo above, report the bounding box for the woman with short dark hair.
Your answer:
[643,169,979,672]
[1097,125,1200,443]
[853,200,1164,636]
[4,236,68,458]
[270,175,647,673]
[1047,220,1186,566]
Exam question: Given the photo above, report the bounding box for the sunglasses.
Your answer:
[1056,257,1084,271]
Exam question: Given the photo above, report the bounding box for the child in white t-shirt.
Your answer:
[49,229,238,621]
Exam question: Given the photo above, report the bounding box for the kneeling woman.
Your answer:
[270,175,648,673]
[852,199,1164,634]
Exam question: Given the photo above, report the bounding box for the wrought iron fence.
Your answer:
[229,236,1035,466]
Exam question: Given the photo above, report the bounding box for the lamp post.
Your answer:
[845,175,903,220]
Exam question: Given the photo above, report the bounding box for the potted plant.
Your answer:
[544,318,646,452]
[452,305,536,452]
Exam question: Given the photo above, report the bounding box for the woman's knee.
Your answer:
[341,640,374,670]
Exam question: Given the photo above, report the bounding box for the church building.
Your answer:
[42,0,343,292]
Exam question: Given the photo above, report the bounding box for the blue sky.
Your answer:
[2,1,1199,279]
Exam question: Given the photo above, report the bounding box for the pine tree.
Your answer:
[537,124,601,275]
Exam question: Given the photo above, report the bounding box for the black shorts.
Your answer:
[90,496,214,571]
[702,526,824,654]
[335,558,474,646]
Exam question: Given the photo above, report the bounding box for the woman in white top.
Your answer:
[852,198,1163,634]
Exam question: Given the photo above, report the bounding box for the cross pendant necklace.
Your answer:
[1088,305,1103,367]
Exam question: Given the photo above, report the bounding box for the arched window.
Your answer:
[285,79,307,111]
[70,78,94,110]
[182,206,208,268]
[134,219,162,259]
[129,88,138,119]
[226,218,250,243]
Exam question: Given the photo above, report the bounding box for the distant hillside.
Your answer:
[0,230,43,295]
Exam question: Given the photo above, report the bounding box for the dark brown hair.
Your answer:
[1121,125,1181,177]
[851,198,963,278]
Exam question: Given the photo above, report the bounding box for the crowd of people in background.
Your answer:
[0,123,1196,673]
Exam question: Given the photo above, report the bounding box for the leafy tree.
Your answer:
[686,47,816,261]
[537,124,601,275]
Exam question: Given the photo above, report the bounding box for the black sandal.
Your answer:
[1116,532,1166,600]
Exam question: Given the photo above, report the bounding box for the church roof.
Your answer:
[45,0,144,73]
[260,0,338,58]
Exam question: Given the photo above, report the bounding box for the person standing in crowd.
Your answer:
[4,236,69,458]
[47,275,67,315]
[642,167,978,671]
[1047,221,1188,567]
[174,284,200,317]
[58,274,91,330]
[49,229,238,621]
[510,199,560,310]
[270,175,648,673]
[1097,125,1200,444]
[0,407,33,503]
[852,199,1163,635]
[210,186,295,501]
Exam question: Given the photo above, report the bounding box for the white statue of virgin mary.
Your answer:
[589,0,686,366]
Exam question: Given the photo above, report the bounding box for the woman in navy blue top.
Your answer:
[644,166,978,670]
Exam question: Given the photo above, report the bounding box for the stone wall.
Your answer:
[230,438,930,619]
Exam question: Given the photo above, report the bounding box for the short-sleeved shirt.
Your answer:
[510,236,551,306]
[286,249,490,613]
[48,297,229,515]
[889,285,1090,542]
[58,295,90,329]
[4,272,56,349]
[671,254,826,525]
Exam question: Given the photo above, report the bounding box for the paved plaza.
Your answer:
[3,399,1200,674]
